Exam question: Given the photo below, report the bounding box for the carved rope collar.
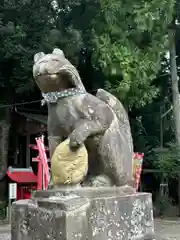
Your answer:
[41,88,86,105]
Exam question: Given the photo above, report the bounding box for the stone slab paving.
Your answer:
[155,218,180,240]
[0,219,179,239]
[0,234,10,240]
[0,225,10,240]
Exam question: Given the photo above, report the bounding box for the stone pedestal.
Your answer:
[11,186,155,240]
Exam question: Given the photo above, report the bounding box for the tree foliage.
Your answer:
[0,0,177,154]
[0,0,53,101]
[154,142,180,178]
[92,0,175,108]
[0,0,173,109]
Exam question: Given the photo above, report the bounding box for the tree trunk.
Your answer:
[169,29,180,146]
[0,91,12,180]
[0,121,10,180]
[169,28,180,215]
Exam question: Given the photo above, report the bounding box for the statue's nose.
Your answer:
[33,62,48,77]
[33,60,61,77]
[46,61,61,74]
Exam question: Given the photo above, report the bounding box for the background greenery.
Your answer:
[0,0,180,215]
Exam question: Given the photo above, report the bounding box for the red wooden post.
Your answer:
[30,143,50,163]
[30,144,50,190]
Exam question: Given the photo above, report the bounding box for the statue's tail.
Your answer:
[96,89,133,153]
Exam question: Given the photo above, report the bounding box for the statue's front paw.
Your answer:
[69,134,82,151]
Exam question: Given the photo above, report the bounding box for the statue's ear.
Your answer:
[34,52,45,63]
[52,48,65,58]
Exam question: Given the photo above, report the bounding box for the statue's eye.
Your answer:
[52,59,59,62]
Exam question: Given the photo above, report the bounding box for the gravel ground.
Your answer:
[0,219,179,239]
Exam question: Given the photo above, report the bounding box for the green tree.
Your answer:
[0,0,53,99]
[92,0,175,108]
[0,0,54,179]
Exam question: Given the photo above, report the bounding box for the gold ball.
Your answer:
[51,138,88,185]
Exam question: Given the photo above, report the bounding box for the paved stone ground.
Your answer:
[0,219,179,239]
[155,218,180,240]
[0,225,10,240]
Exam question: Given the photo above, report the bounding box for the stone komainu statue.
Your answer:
[33,48,134,187]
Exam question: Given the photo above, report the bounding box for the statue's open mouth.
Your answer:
[36,72,76,93]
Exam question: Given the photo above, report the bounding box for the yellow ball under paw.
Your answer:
[51,138,88,185]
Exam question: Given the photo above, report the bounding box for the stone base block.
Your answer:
[11,186,155,240]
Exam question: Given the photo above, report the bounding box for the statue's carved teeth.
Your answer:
[50,74,58,79]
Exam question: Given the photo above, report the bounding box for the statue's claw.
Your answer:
[69,134,82,151]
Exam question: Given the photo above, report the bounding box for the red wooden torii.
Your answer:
[29,144,49,152]
[29,136,50,190]
[29,143,49,163]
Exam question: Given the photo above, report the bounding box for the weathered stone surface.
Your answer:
[11,187,155,240]
[33,48,134,187]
